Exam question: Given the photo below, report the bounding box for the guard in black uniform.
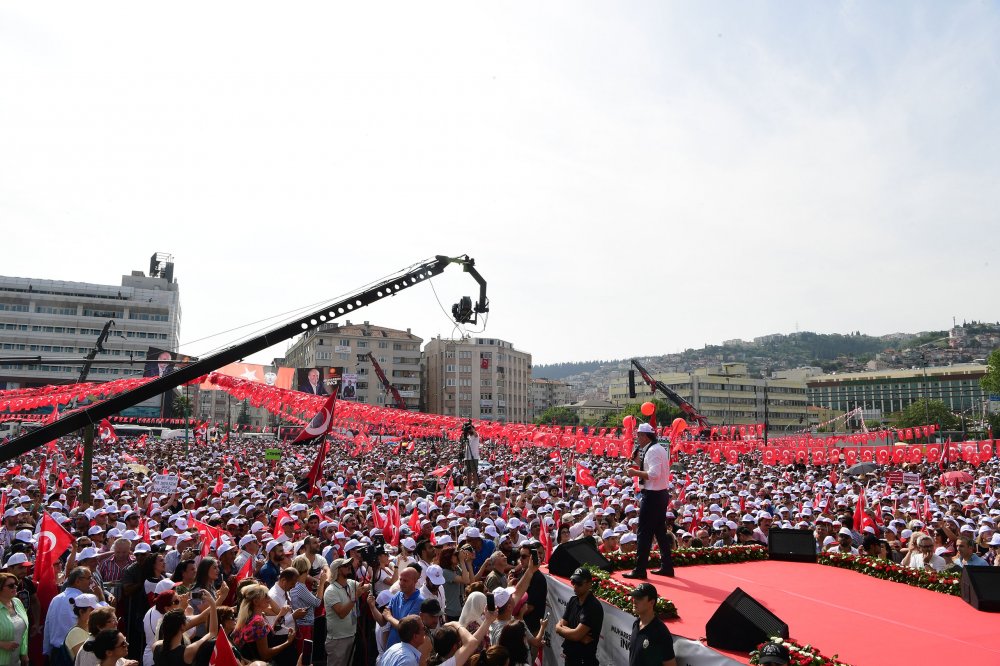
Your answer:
[629,583,676,666]
[556,567,604,666]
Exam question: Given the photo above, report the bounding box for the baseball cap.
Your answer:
[425,564,446,586]
[4,553,31,567]
[758,642,790,664]
[71,594,103,610]
[629,582,658,600]
[569,567,592,584]
[154,579,179,595]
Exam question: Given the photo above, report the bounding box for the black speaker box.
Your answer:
[706,587,788,652]
[768,528,818,563]
[961,566,1000,612]
[547,536,612,578]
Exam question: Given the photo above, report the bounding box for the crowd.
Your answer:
[0,420,998,666]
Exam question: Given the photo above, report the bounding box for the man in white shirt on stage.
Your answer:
[624,423,675,580]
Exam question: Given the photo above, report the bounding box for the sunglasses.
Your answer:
[3,583,17,590]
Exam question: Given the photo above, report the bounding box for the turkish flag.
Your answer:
[444,476,454,498]
[209,623,241,666]
[33,513,73,618]
[853,492,876,533]
[212,473,224,496]
[3,465,21,478]
[272,508,294,539]
[408,507,421,533]
[576,463,596,487]
[430,465,452,478]
[538,520,552,563]
[190,517,222,558]
[98,419,118,444]
[234,553,254,584]
[291,390,338,446]
[297,441,329,498]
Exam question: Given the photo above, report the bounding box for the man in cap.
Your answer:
[624,423,675,579]
[628,583,676,666]
[555,567,603,666]
[757,642,790,665]
[325,557,367,666]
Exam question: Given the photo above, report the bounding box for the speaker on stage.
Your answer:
[547,537,612,578]
[706,587,788,652]
[767,528,818,563]
[961,566,1000,612]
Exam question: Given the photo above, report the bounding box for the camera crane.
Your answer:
[628,358,711,431]
[365,352,407,409]
[0,254,489,464]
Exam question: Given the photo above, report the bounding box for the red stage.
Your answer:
[607,561,1000,664]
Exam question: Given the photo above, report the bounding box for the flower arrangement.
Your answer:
[603,544,768,571]
[818,552,961,596]
[583,565,679,619]
[749,637,851,666]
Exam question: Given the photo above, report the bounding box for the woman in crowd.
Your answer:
[289,556,326,652]
[458,592,489,654]
[141,556,167,597]
[188,559,227,640]
[468,646,510,666]
[370,549,399,597]
[151,593,217,666]
[0,572,29,666]
[81,630,136,666]
[74,608,119,666]
[64,594,101,659]
[169,562,196,595]
[142,589,183,666]
[439,547,472,623]
[232,584,296,664]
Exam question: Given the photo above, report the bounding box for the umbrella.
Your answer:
[478,461,493,472]
[940,470,973,486]
[846,462,877,476]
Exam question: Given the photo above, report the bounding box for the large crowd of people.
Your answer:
[0,420,998,666]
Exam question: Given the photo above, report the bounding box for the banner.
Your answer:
[151,474,179,494]
[543,575,739,666]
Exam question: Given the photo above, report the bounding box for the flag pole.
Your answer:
[81,424,95,504]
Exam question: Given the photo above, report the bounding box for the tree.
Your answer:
[891,399,960,431]
[980,348,1000,396]
[237,399,251,426]
[535,406,579,426]
[172,394,192,421]
[598,398,683,429]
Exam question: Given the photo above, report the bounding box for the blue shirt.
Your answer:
[385,589,423,648]
[42,587,81,654]
[472,540,496,573]
[380,641,421,666]
[258,561,280,588]
[962,554,989,567]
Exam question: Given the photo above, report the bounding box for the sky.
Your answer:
[1,1,998,366]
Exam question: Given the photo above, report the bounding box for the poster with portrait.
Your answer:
[341,373,358,399]
[296,367,341,395]
[143,348,176,378]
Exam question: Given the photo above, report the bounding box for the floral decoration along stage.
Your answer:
[603,544,768,571]
[750,637,851,666]
[818,552,962,596]
[583,565,679,619]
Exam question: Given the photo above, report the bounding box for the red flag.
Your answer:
[32,513,73,619]
[854,492,876,533]
[3,465,21,479]
[386,501,401,547]
[0,491,6,519]
[272,508,293,539]
[190,517,222,558]
[739,495,746,515]
[209,621,241,666]
[576,463,596,488]
[538,519,552,563]
[829,468,838,485]
[408,507,421,533]
[503,470,510,487]
[98,419,118,444]
[695,503,704,525]
[430,465,452,478]
[138,518,151,544]
[212,473,224,496]
[923,496,932,523]
[291,390,338,446]
[234,552,254,584]
[444,476,455,498]
[302,441,329,498]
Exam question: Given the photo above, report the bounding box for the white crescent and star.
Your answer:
[37,530,57,553]
[240,366,259,381]
[304,406,332,436]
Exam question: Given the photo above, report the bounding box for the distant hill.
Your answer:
[531,359,623,380]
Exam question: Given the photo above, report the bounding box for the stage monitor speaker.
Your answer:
[628,370,636,399]
[706,587,788,652]
[768,528,818,563]
[547,537,612,578]
[961,566,1000,612]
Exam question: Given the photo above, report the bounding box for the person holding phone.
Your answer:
[324,558,367,666]
[515,545,546,663]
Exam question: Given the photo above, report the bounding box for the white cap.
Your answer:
[239,534,258,548]
[637,423,655,434]
[343,539,362,553]
[620,533,637,544]
[71,594,102,609]
[4,553,31,567]
[401,537,417,551]
[216,543,235,558]
[134,543,151,554]
[77,547,99,561]
[154,579,179,595]
[425,564,446,586]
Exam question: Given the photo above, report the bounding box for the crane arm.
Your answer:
[366,352,407,409]
[629,358,711,430]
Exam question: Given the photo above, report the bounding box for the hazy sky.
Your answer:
[2,2,998,366]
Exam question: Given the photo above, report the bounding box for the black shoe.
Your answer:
[652,568,675,578]
[622,570,647,580]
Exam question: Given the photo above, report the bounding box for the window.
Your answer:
[379,341,388,349]
[82,308,123,318]
[357,341,368,348]
[0,303,29,312]
[35,306,75,315]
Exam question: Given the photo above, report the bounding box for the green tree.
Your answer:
[237,399,251,426]
[535,406,579,426]
[172,394,192,420]
[980,348,1000,396]
[891,399,960,430]
[598,398,683,429]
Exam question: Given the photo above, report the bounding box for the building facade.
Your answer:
[0,254,181,416]
[609,362,810,430]
[423,336,532,423]
[530,378,572,420]
[283,321,423,409]
[806,363,989,417]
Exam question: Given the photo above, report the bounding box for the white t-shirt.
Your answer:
[142,608,163,666]
[909,552,947,572]
[465,435,480,461]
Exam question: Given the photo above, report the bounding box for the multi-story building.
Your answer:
[0,253,181,416]
[560,399,619,424]
[806,363,990,417]
[283,321,423,409]
[423,336,532,423]
[609,362,810,430]
[530,378,572,420]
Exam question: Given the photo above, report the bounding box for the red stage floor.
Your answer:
[610,561,1000,665]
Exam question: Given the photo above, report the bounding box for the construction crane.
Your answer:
[629,358,711,432]
[365,352,407,409]
[0,254,489,463]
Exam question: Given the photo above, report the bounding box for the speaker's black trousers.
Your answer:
[634,488,674,573]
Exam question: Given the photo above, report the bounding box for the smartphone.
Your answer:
[191,590,204,600]
[486,593,496,612]
[301,639,313,665]
[530,550,539,566]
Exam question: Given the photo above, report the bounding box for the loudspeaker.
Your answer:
[628,370,636,399]
[706,587,788,652]
[961,566,1000,612]
[767,528,818,563]
[547,537,612,578]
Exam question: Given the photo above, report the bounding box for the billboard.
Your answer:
[296,367,341,395]
[143,348,176,378]
[342,373,358,399]
[199,363,294,390]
